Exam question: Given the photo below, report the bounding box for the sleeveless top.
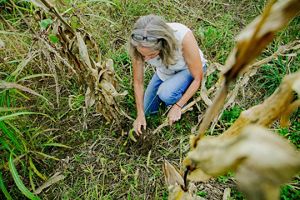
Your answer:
[146,23,207,81]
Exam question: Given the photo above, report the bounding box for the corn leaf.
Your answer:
[76,32,97,76]
[9,153,41,200]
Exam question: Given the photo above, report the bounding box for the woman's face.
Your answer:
[137,46,159,61]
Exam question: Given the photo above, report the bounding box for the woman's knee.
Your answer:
[157,85,181,105]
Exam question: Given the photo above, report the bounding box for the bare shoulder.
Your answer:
[182,31,198,48]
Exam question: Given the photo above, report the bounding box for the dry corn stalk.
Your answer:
[29,0,128,124]
[166,70,300,200]
[163,160,204,200]
[193,0,300,145]
[183,125,300,200]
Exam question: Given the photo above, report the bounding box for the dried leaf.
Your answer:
[163,160,204,200]
[33,0,132,123]
[76,32,97,77]
[105,59,114,72]
[100,81,117,95]
[194,84,228,145]
[0,39,5,49]
[97,68,108,83]
[200,75,212,106]
[102,91,115,105]
[163,160,184,187]
[96,102,103,113]
[34,172,65,194]
[85,87,96,108]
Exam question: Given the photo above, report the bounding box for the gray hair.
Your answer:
[129,15,178,66]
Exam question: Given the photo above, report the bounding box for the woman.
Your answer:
[129,15,206,135]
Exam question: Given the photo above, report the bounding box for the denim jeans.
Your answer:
[144,68,195,115]
[144,65,207,115]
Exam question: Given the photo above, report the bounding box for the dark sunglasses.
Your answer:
[131,34,159,43]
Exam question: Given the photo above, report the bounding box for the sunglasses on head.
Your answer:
[131,34,159,43]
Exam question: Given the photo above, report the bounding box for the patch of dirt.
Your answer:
[196,179,239,200]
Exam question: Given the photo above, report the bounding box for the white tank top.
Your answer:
[146,23,206,81]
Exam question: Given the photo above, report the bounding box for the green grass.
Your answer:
[280,184,300,200]
[217,172,234,184]
[230,187,245,200]
[0,0,299,199]
[197,190,208,197]
[255,55,300,98]
[221,106,243,124]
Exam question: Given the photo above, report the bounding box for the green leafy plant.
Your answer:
[40,18,53,30]
[196,190,207,197]
[280,184,300,200]
[217,172,234,184]
[48,34,59,44]
[221,106,242,124]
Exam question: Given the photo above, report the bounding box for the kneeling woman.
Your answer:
[129,15,207,135]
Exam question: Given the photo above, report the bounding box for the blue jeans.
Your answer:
[144,69,194,115]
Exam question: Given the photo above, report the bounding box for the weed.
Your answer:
[230,187,245,200]
[197,190,207,197]
[280,184,300,200]
[221,105,243,124]
[217,172,234,184]
[205,70,219,89]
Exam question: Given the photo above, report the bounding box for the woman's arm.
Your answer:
[133,57,145,115]
[177,31,203,106]
[132,57,147,134]
[168,31,203,125]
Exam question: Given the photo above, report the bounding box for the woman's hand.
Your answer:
[133,114,146,136]
[167,104,182,125]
